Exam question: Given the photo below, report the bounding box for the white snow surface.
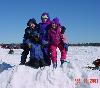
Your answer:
[0,46,100,88]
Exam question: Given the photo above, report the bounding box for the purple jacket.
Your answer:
[39,20,51,44]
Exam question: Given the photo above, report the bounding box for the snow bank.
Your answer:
[0,46,100,88]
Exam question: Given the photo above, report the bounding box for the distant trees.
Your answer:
[69,43,100,46]
[0,43,21,49]
[0,43,100,49]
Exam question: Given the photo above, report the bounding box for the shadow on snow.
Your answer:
[0,62,14,73]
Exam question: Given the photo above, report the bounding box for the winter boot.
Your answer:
[53,62,57,69]
[60,60,66,68]
[61,60,65,65]
[20,50,29,64]
[33,59,39,69]
[19,62,25,65]
[39,59,46,67]
[25,59,35,66]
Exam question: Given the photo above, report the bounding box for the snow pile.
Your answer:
[0,46,100,88]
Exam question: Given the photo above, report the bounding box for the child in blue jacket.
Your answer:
[26,31,45,68]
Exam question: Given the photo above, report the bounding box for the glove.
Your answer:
[61,26,66,34]
[64,43,68,51]
[42,40,48,45]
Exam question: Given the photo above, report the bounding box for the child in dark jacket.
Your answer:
[26,31,45,68]
[20,18,39,64]
[48,17,67,69]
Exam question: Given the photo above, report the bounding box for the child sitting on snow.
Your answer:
[48,17,67,69]
[26,31,45,69]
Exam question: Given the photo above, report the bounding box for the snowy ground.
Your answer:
[0,46,100,88]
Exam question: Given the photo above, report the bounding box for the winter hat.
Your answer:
[27,18,37,26]
[52,17,60,25]
[41,12,50,20]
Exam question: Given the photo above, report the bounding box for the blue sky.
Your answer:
[0,0,100,43]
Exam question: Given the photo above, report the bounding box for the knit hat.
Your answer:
[52,17,60,25]
[41,12,50,20]
[27,18,37,26]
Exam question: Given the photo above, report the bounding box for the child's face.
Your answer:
[42,18,48,23]
[29,23,36,29]
[52,23,58,29]
[41,15,48,23]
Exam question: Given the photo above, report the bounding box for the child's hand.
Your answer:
[42,40,48,45]
[64,43,68,51]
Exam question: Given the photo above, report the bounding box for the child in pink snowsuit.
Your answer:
[48,17,67,68]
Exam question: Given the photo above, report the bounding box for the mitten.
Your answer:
[64,43,68,51]
[42,40,48,45]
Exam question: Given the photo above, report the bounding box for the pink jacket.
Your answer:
[48,27,65,46]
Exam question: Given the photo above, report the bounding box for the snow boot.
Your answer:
[60,60,67,68]
[33,59,39,69]
[39,59,46,67]
[19,62,25,65]
[25,59,35,66]
[61,60,65,65]
[21,50,29,64]
[53,62,57,69]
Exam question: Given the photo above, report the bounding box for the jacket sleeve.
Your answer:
[60,34,68,44]
[45,24,51,41]
[24,27,33,40]
[36,24,40,33]
[25,39,32,48]
[23,28,29,39]
[61,26,66,34]
[48,30,51,45]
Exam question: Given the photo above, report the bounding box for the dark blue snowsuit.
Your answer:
[21,26,39,64]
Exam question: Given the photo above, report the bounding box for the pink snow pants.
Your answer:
[50,43,67,63]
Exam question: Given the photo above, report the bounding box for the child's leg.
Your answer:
[34,59,39,69]
[43,46,51,66]
[26,58,35,66]
[50,45,57,63]
[21,49,29,64]
[58,43,67,61]
[39,59,45,67]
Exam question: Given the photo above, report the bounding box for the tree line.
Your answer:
[0,43,100,49]
[69,43,100,46]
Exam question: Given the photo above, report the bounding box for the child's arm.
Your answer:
[61,26,66,34]
[60,33,68,51]
[25,39,32,48]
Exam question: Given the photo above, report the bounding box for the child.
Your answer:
[20,18,39,65]
[26,31,45,68]
[39,12,51,66]
[48,17,67,69]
